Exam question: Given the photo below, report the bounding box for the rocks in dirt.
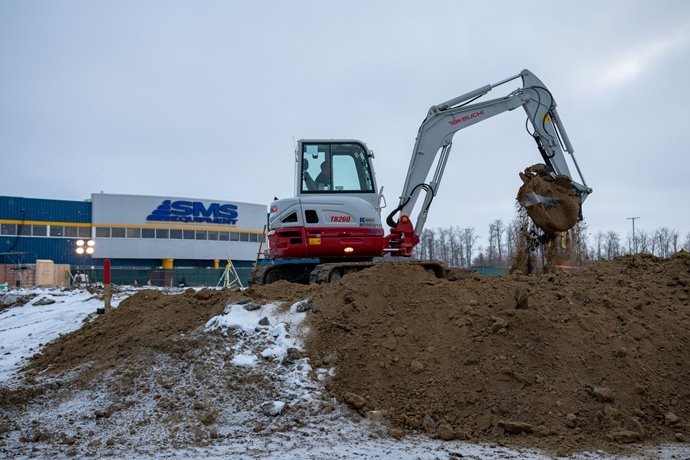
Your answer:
[409,360,424,374]
[294,300,312,312]
[283,347,304,364]
[383,337,397,350]
[496,420,534,434]
[392,327,407,337]
[259,401,286,417]
[0,293,37,308]
[344,392,367,410]
[609,430,642,443]
[20,430,52,443]
[665,412,680,425]
[436,423,455,440]
[33,297,56,306]
[388,427,404,439]
[565,413,578,428]
[322,352,338,365]
[198,412,217,426]
[258,317,270,326]
[589,385,615,403]
[513,288,529,309]
[491,316,509,333]
[421,415,438,431]
[242,302,261,311]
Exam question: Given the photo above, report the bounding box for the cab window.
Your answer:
[301,142,374,193]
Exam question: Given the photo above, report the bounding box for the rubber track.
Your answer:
[310,260,447,284]
[249,263,318,286]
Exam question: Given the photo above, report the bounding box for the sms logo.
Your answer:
[147,200,238,225]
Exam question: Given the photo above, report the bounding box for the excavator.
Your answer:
[249,69,592,285]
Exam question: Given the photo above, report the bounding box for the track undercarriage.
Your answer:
[248,260,448,286]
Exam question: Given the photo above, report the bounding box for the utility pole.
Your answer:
[627,217,640,254]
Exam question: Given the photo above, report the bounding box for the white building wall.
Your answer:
[91,193,266,262]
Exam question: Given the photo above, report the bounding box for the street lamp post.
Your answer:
[75,239,109,314]
[626,217,640,254]
[75,239,95,284]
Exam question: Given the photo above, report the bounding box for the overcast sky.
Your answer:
[2,1,689,249]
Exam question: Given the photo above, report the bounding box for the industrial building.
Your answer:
[0,193,267,285]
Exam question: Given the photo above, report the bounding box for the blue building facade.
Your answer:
[0,196,92,266]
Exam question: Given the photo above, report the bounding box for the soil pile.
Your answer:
[305,254,690,453]
[2,254,689,456]
[3,286,325,457]
[26,288,243,384]
[517,164,580,233]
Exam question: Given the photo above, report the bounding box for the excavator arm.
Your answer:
[385,69,592,256]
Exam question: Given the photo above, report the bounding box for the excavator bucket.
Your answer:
[517,164,580,233]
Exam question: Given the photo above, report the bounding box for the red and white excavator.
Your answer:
[250,69,592,285]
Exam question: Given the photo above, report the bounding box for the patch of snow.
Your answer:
[206,300,308,363]
[0,288,127,383]
[230,353,257,368]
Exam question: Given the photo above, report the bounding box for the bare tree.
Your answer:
[605,231,620,259]
[493,219,505,264]
[449,227,463,266]
[671,230,679,254]
[594,231,605,260]
[570,221,589,265]
[636,229,649,254]
[685,233,690,252]
[462,227,479,268]
[653,227,673,258]
[505,222,517,265]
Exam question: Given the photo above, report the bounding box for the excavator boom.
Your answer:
[386,69,591,257]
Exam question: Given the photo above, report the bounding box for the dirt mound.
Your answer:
[517,164,580,233]
[4,255,690,456]
[26,288,245,383]
[304,255,690,453]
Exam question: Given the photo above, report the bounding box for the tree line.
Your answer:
[414,216,690,268]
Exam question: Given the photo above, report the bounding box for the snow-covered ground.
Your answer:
[1,288,688,459]
[0,288,127,383]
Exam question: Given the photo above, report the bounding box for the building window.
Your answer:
[111,228,126,238]
[64,226,79,238]
[170,229,183,239]
[18,225,31,236]
[32,225,47,236]
[96,227,110,238]
[208,231,219,241]
[50,226,64,237]
[78,227,91,238]
[250,233,261,243]
[142,228,155,239]
[1,224,16,235]
[195,230,207,240]
[127,228,141,238]
[219,232,229,241]
[183,230,195,240]
[240,233,249,242]
[156,229,170,239]
[230,232,240,242]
